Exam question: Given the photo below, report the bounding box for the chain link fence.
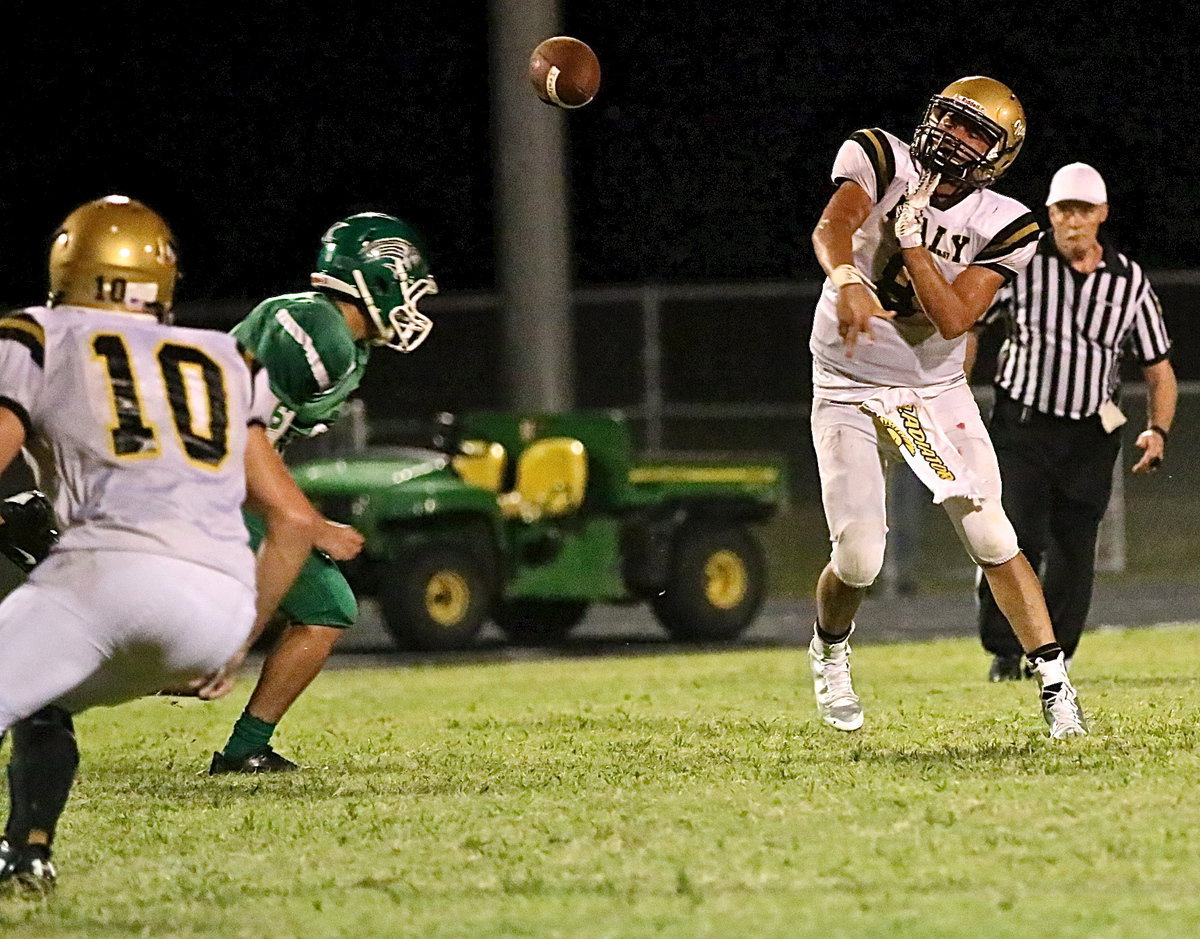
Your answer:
[216,277,1197,597]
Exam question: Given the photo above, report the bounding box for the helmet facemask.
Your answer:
[912,97,1006,188]
[354,238,438,352]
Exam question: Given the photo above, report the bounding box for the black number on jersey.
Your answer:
[157,344,229,465]
[92,334,159,457]
[876,254,921,318]
[93,334,230,467]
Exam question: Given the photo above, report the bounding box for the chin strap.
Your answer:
[350,269,386,334]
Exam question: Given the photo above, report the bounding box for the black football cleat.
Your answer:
[988,654,1033,682]
[208,746,300,775]
[0,840,56,894]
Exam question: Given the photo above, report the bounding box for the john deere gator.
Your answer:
[291,411,786,651]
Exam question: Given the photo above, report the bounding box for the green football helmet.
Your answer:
[310,213,437,352]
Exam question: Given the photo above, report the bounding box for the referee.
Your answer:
[965,162,1177,681]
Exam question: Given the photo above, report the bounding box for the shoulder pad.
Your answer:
[0,311,46,369]
[848,128,900,195]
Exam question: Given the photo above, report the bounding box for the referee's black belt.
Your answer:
[993,388,1104,428]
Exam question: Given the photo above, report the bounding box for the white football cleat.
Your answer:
[1040,681,1088,739]
[809,624,863,731]
[1031,653,1088,739]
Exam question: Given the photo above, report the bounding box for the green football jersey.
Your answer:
[231,292,370,446]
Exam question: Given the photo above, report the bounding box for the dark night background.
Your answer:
[0,2,1196,400]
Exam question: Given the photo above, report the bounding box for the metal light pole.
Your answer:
[488,0,574,413]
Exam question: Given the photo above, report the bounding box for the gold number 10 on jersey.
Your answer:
[91,333,230,468]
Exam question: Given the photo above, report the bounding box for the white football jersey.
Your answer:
[0,305,273,587]
[810,128,1040,401]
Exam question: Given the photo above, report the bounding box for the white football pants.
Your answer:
[811,383,1019,588]
[0,550,254,731]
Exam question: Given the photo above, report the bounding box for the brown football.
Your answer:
[528,36,600,109]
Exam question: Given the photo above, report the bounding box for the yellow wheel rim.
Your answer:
[425,570,470,626]
[704,550,747,609]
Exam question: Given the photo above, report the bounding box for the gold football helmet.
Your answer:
[911,76,1026,189]
[48,195,178,320]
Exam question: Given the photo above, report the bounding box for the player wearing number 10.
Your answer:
[0,195,353,889]
[806,76,1088,739]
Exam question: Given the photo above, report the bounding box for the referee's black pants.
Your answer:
[977,390,1121,660]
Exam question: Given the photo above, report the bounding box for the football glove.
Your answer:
[895,170,941,249]
[0,490,58,573]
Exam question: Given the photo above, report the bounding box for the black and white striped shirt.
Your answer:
[981,235,1171,420]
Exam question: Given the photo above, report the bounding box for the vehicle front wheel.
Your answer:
[377,541,494,651]
[492,599,590,646]
[650,521,766,642]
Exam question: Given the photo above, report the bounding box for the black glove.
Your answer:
[0,490,58,572]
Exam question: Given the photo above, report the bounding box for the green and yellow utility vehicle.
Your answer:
[292,411,786,651]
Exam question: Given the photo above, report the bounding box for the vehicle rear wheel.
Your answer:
[492,599,590,646]
[650,521,766,642]
[377,541,494,651]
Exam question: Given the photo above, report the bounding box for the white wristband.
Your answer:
[830,264,875,292]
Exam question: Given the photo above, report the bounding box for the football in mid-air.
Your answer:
[528,36,600,109]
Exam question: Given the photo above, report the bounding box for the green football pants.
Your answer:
[243,512,358,628]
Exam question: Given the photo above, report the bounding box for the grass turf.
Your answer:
[3,624,1200,937]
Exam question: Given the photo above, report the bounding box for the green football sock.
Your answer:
[221,712,276,761]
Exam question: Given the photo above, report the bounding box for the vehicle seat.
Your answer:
[452,440,507,492]
[498,437,588,522]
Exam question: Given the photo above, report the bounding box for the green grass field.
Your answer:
[4,625,1200,937]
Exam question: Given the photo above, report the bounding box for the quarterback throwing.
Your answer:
[805,76,1088,740]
